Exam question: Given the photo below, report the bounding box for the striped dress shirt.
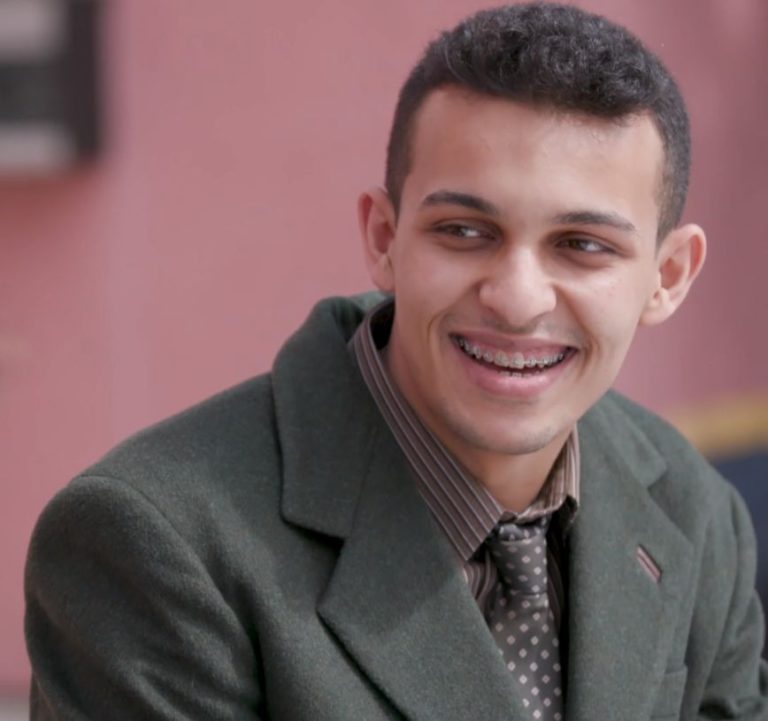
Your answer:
[350,299,579,633]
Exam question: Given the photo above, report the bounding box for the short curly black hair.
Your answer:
[385,3,690,239]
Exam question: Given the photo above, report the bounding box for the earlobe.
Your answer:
[640,223,707,326]
[358,187,397,292]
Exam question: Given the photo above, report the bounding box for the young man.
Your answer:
[25,3,767,720]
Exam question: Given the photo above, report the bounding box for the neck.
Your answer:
[463,437,567,512]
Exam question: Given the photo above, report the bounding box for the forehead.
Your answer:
[403,88,664,229]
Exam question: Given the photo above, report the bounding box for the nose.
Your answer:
[477,247,557,329]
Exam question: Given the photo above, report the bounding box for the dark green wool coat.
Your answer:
[25,295,768,720]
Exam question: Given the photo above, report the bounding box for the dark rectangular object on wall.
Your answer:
[0,0,101,174]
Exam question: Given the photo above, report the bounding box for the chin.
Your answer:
[447,414,567,459]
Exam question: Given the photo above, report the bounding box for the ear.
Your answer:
[358,186,398,292]
[640,223,707,326]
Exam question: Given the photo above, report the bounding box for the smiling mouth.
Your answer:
[454,335,575,376]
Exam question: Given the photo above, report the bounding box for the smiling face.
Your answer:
[360,88,704,488]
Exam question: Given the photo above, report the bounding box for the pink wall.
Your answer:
[1,0,766,690]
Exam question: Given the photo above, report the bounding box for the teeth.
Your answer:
[457,337,566,370]
[460,338,483,360]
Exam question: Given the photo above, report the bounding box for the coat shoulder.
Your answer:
[47,374,285,558]
[87,375,278,483]
[592,391,743,532]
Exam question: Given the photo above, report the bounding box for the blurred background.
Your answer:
[1,0,766,714]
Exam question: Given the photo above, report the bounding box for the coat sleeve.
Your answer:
[696,485,768,720]
[25,475,265,720]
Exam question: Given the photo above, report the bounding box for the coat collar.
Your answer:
[274,294,383,540]
[273,296,693,721]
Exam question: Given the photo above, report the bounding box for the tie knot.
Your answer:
[487,516,549,595]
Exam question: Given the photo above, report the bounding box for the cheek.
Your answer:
[568,275,649,350]
[395,247,478,310]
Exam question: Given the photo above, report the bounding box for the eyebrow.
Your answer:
[552,210,637,234]
[420,191,638,235]
[420,190,501,217]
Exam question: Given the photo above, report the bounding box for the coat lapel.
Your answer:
[565,398,694,721]
[317,423,528,721]
[274,297,525,721]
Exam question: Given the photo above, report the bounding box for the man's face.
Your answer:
[365,88,676,478]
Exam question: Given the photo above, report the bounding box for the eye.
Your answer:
[434,223,495,241]
[559,236,613,254]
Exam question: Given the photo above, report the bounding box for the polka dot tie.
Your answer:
[486,516,563,721]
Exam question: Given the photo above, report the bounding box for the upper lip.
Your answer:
[451,331,576,353]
